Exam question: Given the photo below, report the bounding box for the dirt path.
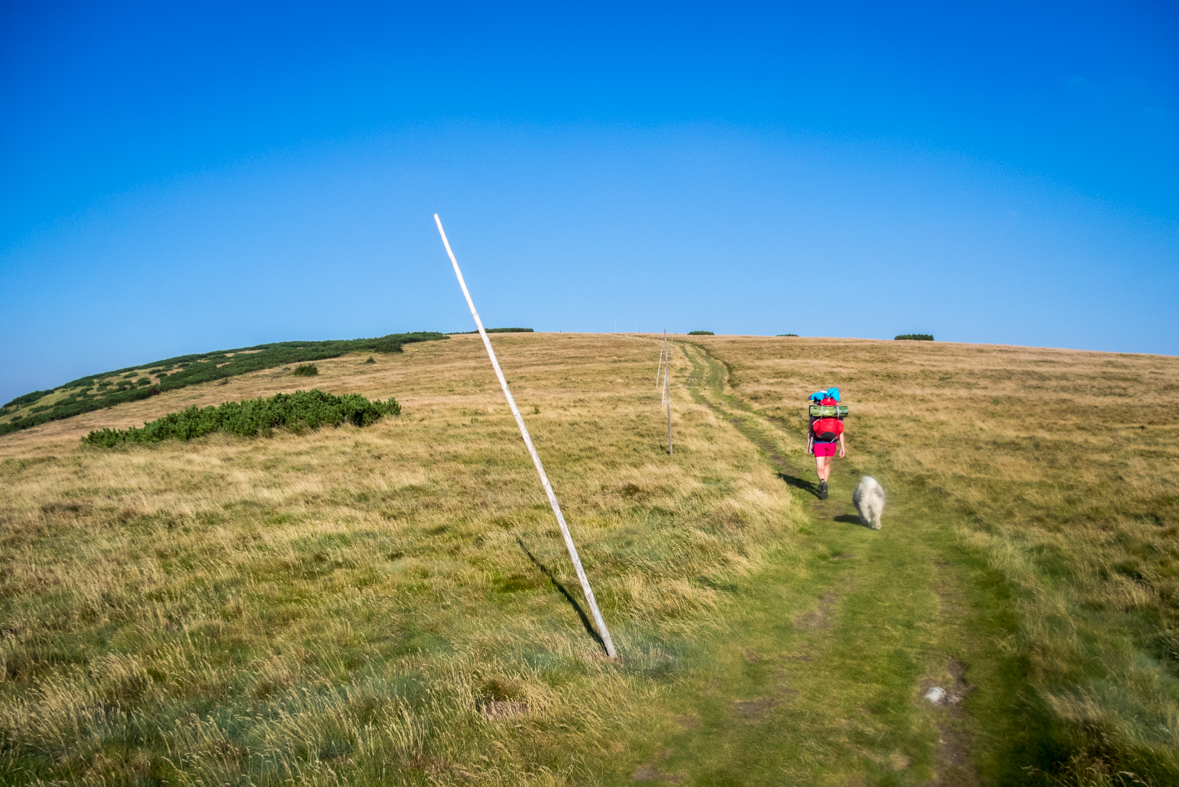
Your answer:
[622,341,990,785]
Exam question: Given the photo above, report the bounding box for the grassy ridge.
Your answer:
[705,335,1179,784]
[0,334,816,785]
[0,332,444,438]
[448,327,535,335]
[1,333,1176,785]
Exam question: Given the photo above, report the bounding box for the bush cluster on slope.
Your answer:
[81,389,400,447]
[894,334,934,341]
[0,332,442,438]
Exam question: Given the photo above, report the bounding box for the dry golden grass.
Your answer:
[5,331,1176,785]
[0,333,807,785]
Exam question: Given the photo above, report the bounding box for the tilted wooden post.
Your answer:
[433,214,617,658]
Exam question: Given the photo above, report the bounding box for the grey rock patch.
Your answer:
[924,686,947,705]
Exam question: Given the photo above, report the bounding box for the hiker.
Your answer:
[807,387,846,500]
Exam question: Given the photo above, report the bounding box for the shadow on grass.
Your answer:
[833,514,873,529]
[776,471,819,497]
[515,536,608,654]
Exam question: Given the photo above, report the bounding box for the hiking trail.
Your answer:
[622,340,1003,785]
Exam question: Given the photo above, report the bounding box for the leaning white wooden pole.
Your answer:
[433,214,617,658]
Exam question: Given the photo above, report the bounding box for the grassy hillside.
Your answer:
[0,333,1175,785]
[0,332,446,438]
[697,335,1179,783]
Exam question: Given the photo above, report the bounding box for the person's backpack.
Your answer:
[810,396,847,441]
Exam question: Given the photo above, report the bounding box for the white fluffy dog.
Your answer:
[853,476,886,530]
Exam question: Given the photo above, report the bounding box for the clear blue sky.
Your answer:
[2,1,1177,405]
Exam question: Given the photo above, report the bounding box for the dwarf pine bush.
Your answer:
[688,330,714,335]
[894,334,934,341]
[0,332,443,438]
[292,364,319,377]
[82,389,400,447]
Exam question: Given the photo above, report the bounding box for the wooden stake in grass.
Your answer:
[660,330,669,406]
[655,334,666,388]
[665,337,673,455]
[433,214,618,659]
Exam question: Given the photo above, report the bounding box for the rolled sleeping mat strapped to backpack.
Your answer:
[808,404,849,418]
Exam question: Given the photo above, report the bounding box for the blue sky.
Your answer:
[2,1,1177,405]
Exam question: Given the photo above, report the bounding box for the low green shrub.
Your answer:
[292,364,319,377]
[777,334,799,337]
[364,357,376,364]
[687,330,714,336]
[449,327,534,335]
[82,389,400,448]
[894,334,934,341]
[1,389,53,410]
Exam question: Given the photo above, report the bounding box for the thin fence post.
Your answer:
[660,330,668,406]
[665,339,672,455]
[655,335,665,388]
[433,214,617,658]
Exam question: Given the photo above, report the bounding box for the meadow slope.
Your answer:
[693,335,1179,785]
[0,333,1175,786]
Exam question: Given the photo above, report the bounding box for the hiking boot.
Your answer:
[818,480,828,500]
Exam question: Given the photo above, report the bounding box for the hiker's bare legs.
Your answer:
[814,435,845,485]
[815,455,832,482]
